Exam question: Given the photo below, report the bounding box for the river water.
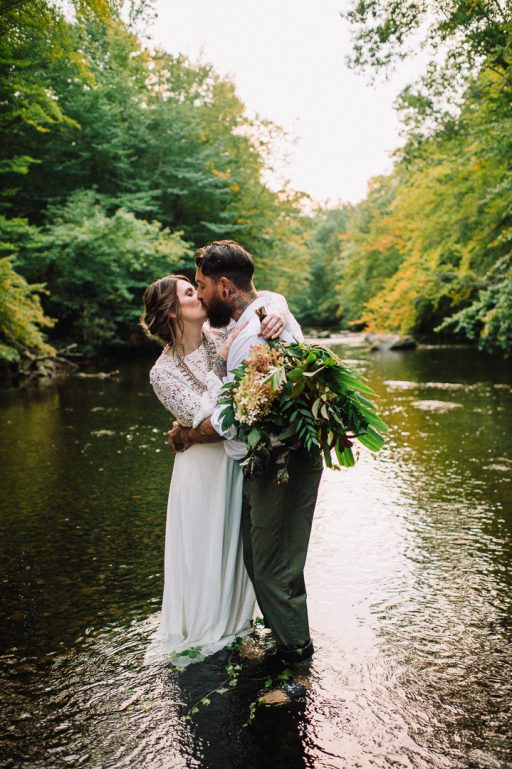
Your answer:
[0,343,511,769]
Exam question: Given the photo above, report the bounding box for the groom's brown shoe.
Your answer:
[277,639,314,664]
[264,640,314,674]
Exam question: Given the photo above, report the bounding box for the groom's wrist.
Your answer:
[188,418,222,444]
[185,426,198,444]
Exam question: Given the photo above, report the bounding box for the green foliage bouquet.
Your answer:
[218,340,388,483]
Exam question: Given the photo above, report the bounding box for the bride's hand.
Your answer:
[217,320,249,361]
[259,311,285,340]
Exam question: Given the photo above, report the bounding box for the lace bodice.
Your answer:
[150,326,226,428]
[149,291,300,427]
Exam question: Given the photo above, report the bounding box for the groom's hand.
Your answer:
[168,417,223,451]
[168,422,191,452]
[259,311,285,340]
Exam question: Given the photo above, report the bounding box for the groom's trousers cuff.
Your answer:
[277,639,314,663]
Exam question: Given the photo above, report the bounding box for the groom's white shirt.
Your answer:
[210,296,303,460]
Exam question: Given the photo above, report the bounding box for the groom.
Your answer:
[168,240,323,663]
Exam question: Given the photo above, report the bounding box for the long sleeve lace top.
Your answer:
[149,291,300,427]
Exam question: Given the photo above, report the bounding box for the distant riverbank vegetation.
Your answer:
[1,0,511,378]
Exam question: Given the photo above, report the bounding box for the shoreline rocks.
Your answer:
[364,333,417,351]
[304,331,418,350]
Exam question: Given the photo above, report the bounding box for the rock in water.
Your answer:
[389,335,417,351]
[365,333,417,351]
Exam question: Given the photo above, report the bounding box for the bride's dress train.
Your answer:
[145,443,255,665]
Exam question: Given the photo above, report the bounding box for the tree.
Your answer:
[0,0,122,216]
[294,206,349,327]
[436,255,512,356]
[347,1,510,67]
[316,2,511,354]
[17,190,192,351]
[344,1,512,164]
[0,2,314,364]
[0,256,54,362]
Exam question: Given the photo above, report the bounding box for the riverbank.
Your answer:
[1,331,483,390]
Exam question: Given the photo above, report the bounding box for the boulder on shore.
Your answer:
[365,333,417,351]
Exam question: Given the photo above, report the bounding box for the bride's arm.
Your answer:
[150,364,199,428]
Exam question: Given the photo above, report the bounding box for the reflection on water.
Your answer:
[0,346,511,769]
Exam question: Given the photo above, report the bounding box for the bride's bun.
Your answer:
[141,274,191,347]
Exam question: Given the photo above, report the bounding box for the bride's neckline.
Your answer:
[163,343,202,360]
[163,331,212,360]
[162,333,217,392]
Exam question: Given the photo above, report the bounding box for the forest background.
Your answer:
[1,0,511,378]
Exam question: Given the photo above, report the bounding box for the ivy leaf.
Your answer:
[276,668,294,681]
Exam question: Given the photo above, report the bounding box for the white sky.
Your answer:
[151,0,427,204]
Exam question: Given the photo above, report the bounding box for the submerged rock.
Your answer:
[384,380,417,390]
[76,370,120,380]
[411,400,463,412]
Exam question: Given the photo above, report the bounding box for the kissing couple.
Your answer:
[142,240,323,668]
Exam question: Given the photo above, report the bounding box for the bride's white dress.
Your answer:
[145,332,254,664]
[145,294,299,665]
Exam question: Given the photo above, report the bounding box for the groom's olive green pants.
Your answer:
[241,448,323,657]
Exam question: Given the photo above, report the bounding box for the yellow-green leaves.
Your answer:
[0,256,54,363]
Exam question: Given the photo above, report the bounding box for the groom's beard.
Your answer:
[205,297,233,328]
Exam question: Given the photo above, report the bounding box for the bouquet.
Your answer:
[218,336,388,483]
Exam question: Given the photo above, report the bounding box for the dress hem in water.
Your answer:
[144,621,254,668]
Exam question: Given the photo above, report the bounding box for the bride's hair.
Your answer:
[141,274,192,349]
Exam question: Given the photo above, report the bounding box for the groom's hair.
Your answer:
[196,240,254,290]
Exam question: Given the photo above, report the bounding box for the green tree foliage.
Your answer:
[436,256,512,355]
[0,213,52,364]
[295,206,349,327]
[0,0,119,211]
[324,66,512,354]
[1,2,310,361]
[0,0,122,364]
[310,1,512,355]
[0,256,54,362]
[5,11,307,259]
[344,0,511,135]
[18,190,192,351]
[336,175,408,324]
[0,0,74,191]
[345,0,511,74]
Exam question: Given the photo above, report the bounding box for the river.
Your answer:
[0,343,511,769]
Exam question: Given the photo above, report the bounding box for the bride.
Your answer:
[141,273,298,664]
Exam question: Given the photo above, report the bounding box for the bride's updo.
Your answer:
[141,274,192,348]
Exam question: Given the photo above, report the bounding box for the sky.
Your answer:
[151,0,427,205]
